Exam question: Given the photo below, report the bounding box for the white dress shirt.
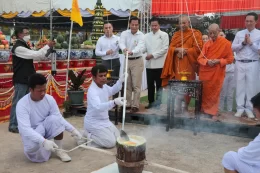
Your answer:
[84,80,122,132]
[95,35,120,60]
[144,29,169,69]
[238,134,260,166]
[17,94,74,145]
[14,40,50,61]
[119,30,145,58]
[232,29,260,60]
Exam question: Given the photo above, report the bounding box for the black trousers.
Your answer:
[101,58,120,77]
[146,68,163,104]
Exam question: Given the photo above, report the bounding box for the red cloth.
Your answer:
[221,15,260,29]
[152,0,260,15]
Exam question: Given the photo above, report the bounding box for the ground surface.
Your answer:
[0,116,251,173]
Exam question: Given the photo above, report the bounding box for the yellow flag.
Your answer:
[70,0,83,26]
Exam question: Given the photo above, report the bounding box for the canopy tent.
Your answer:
[152,0,260,15]
[0,0,141,18]
[0,12,131,31]
[220,11,260,29]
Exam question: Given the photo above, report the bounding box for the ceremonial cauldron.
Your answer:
[116,135,146,173]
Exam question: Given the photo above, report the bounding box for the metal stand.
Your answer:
[50,49,57,76]
[166,80,202,135]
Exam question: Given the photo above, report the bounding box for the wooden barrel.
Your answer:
[116,135,146,173]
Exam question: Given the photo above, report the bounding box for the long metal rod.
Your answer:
[122,52,128,130]
[79,145,115,156]
[64,21,73,101]
[54,138,92,153]
[49,0,53,40]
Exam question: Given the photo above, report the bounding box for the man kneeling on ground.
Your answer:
[17,73,83,162]
[222,92,260,173]
[84,65,127,148]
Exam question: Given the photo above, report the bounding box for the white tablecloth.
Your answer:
[119,54,147,91]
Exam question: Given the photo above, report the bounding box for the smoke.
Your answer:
[128,84,256,140]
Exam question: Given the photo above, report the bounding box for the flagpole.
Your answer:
[64,21,73,101]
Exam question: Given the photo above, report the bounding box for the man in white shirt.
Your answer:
[9,27,55,133]
[222,92,260,173]
[95,22,120,77]
[84,65,126,148]
[144,17,169,109]
[119,17,145,113]
[232,12,260,118]
[17,73,83,163]
[219,32,235,112]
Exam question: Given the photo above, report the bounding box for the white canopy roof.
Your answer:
[0,0,143,13]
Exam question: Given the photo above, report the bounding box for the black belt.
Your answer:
[128,57,141,60]
[237,60,258,63]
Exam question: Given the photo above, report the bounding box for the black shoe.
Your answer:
[9,128,19,133]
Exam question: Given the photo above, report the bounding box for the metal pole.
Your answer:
[50,0,53,40]
[64,21,73,101]
[122,51,129,130]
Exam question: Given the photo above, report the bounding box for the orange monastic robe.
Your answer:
[161,28,203,86]
[198,36,234,116]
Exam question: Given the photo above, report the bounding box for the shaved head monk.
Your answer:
[198,24,234,121]
[202,34,209,43]
[161,15,203,112]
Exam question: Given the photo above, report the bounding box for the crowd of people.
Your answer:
[7,11,260,172]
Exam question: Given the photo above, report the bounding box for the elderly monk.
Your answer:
[198,24,234,121]
[161,15,203,112]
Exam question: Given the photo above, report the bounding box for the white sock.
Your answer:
[54,139,63,149]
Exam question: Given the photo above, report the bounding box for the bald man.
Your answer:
[161,15,203,113]
[198,24,234,121]
[218,31,236,112]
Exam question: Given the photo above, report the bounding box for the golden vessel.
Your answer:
[179,72,191,81]
[106,69,114,78]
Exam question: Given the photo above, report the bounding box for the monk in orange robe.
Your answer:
[161,15,203,112]
[198,24,234,121]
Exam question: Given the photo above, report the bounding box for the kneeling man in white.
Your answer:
[84,65,126,148]
[17,73,83,162]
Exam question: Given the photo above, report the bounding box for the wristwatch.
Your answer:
[242,42,246,46]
